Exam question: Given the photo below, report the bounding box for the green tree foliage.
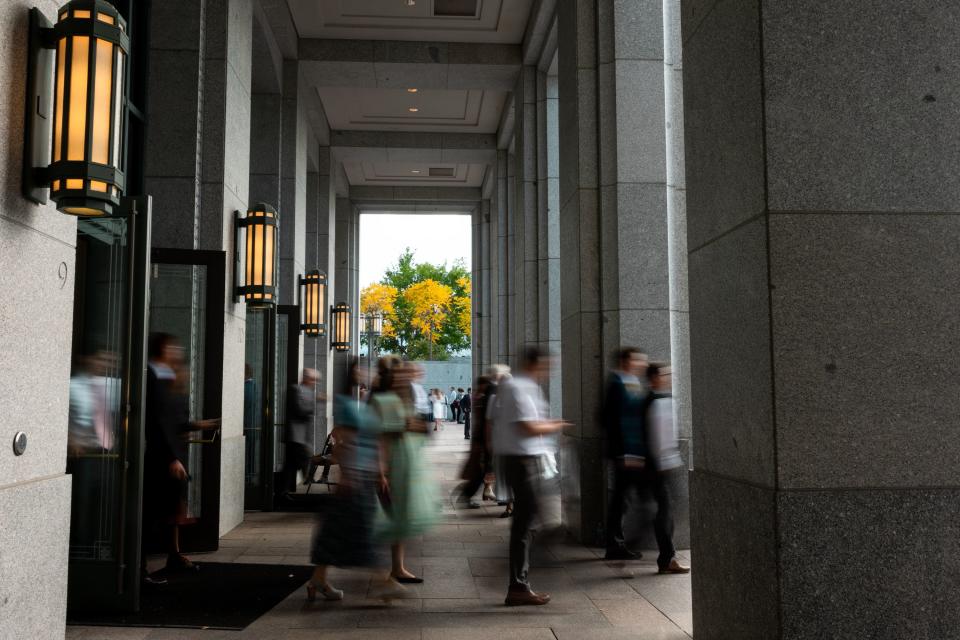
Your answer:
[361,248,471,360]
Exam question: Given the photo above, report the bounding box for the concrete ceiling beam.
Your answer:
[299,39,522,65]
[351,186,481,208]
[299,39,522,90]
[330,131,497,164]
[496,99,515,150]
[522,0,558,66]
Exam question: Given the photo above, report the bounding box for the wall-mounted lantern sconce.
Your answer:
[298,270,327,337]
[234,204,279,306]
[23,1,130,217]
[362,312,383,337]
[330,302,351,352]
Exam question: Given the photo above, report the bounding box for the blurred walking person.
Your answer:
[493,347,567,606]
[457,379,493,508]
[448,386,458,422]
[431,388,446,431]
[308,358,405,601]
[461,387,472,439]
[603,347,649,560]
[485,365,514,517]
[142,333,216,577]
[373,360,440,584]
[284,368,322,499]
[411,364,431,427]
[643,363,689,574]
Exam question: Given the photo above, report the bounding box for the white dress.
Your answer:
[431,397,446,421]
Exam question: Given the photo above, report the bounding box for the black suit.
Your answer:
[603,373,676,567]
[460,393,472,438]
[143,365,189,552]
[283,384,314,495]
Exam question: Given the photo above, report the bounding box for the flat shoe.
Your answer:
[505,589,551,606]
[393,575,424,584]
[658,558,691,574]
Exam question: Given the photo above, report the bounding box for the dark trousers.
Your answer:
[453,406,461,422]
[460,461,484,501]
[463,412,471,438]
[503,455,542,590]
[282,442,311,495]
[606,464,676,568]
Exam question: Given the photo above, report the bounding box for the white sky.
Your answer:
[359,213,472,289]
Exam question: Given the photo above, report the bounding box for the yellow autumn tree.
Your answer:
[403,279,454,352]
[360,282,398,337]
[453,276,472,338]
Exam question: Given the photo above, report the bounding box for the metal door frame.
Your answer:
[244,306,277,511]
[148,247,226,552]
[274,305,302,503]
[67,197,151,614]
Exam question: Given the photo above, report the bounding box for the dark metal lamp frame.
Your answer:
[298,269,328,337]
[330,302,351,352]
[23,1,130,216]
[234,204,280,307]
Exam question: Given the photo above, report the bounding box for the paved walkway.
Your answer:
[68,423,692,639]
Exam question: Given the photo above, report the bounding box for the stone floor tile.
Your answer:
[69,427,691,639]
[421,628,555,640]
[66,627,151,639]
[628,572,694,635]
[468,557,510,576]
[284,629,423,640]
[593,598,692,635]
[553,626,690,640]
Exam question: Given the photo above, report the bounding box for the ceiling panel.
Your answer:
[344,161,486,187]
[287,0,535,43]
[319,87,506,133]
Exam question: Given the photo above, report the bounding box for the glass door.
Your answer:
[244,307,275,510]
[66,199,150,614]
[274,306,303,502]
[147,249,226,552]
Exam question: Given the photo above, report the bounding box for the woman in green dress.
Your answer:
[370,358,440,584]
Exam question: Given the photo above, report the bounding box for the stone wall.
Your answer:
[0,3,76,638]
[418,359,474,397]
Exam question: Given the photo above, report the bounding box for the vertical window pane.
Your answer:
[252,223,263,286]
[111,51,124,168]
[91,39,113,165]
[67,36,90,161]
[264,224,274,286]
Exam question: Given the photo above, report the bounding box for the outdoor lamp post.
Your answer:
[368,312,383,337]
[234,204,279,306]
[330,302,351,352]
[23,1,130,216]
[298,270,327,337]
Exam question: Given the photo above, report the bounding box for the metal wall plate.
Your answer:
[12,432,27,456]
[23,8,55,205]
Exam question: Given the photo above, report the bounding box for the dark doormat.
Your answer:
[67,563,312,630]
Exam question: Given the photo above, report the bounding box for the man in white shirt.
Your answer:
[492,346,567,606]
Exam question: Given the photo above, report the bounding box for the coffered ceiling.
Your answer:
[288,0,534,43]
[286,0,534,191]
[318,88,506,133]
[343,161,487,187]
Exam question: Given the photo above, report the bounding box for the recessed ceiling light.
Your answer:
[407,88,418,93]
[408,107,419,113]
[405,0,416,6]
[411,170,421,174]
